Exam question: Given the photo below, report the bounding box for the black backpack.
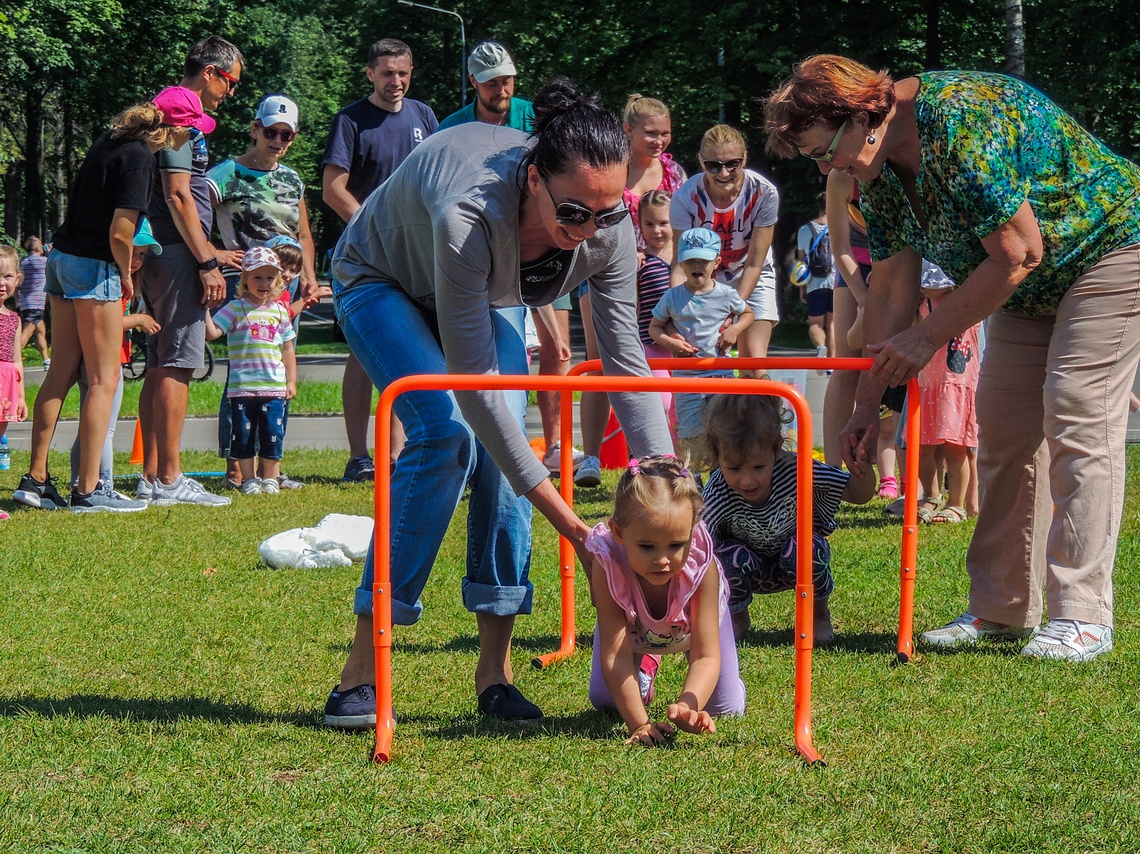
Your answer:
[806,225,833,278]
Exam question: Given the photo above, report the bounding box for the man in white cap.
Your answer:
[439,42,587,478]
[437,40,533,131]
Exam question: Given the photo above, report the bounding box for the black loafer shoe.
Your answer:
[477,683,544,721]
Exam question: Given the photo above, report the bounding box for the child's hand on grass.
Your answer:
[625,720,675,746]
[667,702,715,735]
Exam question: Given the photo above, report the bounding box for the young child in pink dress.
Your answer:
[916,265,981,523]
[0,245,28,521]
[585,454,745,746]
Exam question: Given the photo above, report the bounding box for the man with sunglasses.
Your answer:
[138,35,243,507]
[322,38,439,485]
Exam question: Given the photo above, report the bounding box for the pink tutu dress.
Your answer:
[0,310,22,421]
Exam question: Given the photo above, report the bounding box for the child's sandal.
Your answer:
[931,505,967,524]
[916,497,944,524]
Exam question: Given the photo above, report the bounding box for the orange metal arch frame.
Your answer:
[370,358,920,765]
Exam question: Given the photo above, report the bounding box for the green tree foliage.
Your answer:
[1,0,1136,270]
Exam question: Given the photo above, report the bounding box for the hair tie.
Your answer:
[627,457,641,476]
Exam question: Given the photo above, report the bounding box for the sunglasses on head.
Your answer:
[540,177,629,229]
[702,158,743,175]
[260,125,296,143]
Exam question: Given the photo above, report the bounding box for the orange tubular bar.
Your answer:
[370,360,920,766]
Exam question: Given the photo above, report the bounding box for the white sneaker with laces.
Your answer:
[574,454,602,488]
[152,474,232,506]
[260,477,280,495]
[542,441,586,475]
[919,612,1039,648]
[1021,619,1113,662]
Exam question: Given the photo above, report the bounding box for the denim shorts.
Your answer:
[230,396,286,461]
[44,249,122,301]
[674,368,733,439]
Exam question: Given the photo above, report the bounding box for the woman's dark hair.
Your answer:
[528,76,629,177]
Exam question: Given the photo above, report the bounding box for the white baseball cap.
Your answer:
[468,41,516,84]
[254,95,299,131]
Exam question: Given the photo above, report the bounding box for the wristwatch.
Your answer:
[196,257,219,271]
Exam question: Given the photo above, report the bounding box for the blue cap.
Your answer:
[264,234,303,252]
[133,217,163,255]
[677,227,720,263]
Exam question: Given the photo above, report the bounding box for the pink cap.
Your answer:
[242,246,282,272]
[152,86,216,134]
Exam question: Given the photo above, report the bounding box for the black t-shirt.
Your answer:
[321,97,438,204]
[53,131,155,263]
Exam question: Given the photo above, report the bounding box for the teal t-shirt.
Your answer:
[437,97,534,133]
[861,71,1140,315]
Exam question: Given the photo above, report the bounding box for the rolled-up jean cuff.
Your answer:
[462,579,534,616]
[353,584,426,625]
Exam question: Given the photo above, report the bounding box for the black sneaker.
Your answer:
[342,454,376,483]
[477,683,544,721]
[13,473,68,510]
[70,482,148,513]
[323,684,377,730]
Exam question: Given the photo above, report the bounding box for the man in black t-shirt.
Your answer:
[322,38,438,483]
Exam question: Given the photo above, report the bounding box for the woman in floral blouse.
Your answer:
[765,55,1140,663]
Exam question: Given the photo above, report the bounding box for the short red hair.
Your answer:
[764,55,896,159]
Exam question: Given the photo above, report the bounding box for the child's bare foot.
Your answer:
[813,600,835,645]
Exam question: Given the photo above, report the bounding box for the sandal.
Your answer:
[916,497,945,524]
[931,505,967,524]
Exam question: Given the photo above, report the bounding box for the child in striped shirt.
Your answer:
[205,247,297,496]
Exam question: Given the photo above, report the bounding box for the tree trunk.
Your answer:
[926,0,942,69]
[3,164,22,242]
[1005,0,1026,77]
[21,89,45,240]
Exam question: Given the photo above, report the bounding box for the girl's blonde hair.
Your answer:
[238,267,286,299]
[110,102,182,150]
[699,394,789,466]
[0,245,22,282]
[612,454,702,528]
[622,93,670,129]
[637,189,671,223]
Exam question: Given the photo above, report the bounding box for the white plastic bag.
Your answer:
[258,513,374,569]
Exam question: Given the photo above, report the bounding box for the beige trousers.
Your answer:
[967,245,1140,628]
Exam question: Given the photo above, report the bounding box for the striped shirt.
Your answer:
[702,454,850,556]
[17,254,47,312]
[636,254,672,346]
[211,296,295,398]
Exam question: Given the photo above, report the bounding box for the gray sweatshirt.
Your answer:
[333,123,672,495]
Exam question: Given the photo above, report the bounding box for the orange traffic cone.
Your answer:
[129,419,144,465]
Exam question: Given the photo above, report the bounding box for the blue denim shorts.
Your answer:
[230,396,286,461]
[44,249,123,301]
[674,369,733,439]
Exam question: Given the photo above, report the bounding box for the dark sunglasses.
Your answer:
[540,177,629,229]
[702,158,743,175]
[260,126,296,143]
[213,65,240,91]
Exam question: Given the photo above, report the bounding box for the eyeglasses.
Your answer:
[801,121,846,163]
[213,65,239,92]
[260,126,296,143]
[540,177,629,229]
[701,158,743,175]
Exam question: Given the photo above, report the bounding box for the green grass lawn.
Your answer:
[0,447,1137,852]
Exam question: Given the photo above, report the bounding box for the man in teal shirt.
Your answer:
[437,41,533,131]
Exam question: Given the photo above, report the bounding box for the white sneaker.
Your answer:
[919,612,1039,648]
[240,479,263,496]
[574,454,602,488]
[542,441,586,475]
[1021,619,1113,662]
[260,477,280,495]
[151,474,232,507]
[136,477,153,503]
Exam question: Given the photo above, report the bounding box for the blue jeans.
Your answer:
[230,396,286,461]
[332,279,533,625]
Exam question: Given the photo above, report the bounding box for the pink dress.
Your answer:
[624,152,687,252]
[917,292,980,446]
[0,310,22,422]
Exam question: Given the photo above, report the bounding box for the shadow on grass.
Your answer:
[0,693,307,725]
[742,627,901,656]
[421,709,642,744]
[389,633,595,657]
